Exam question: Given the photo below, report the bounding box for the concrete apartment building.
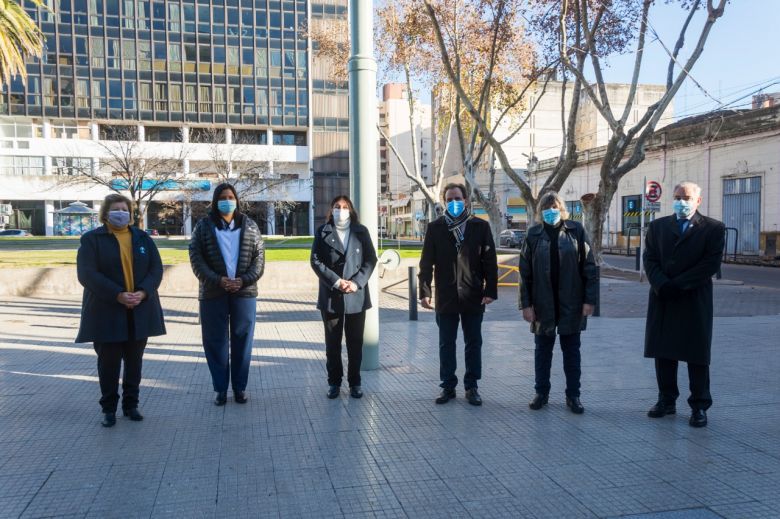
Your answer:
[0,0,349,236]
[378,83,432,237]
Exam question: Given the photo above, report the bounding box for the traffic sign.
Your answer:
[645,181,662,202]
[645,202,661,212]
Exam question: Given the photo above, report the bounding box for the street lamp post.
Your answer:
[349,0,379,370]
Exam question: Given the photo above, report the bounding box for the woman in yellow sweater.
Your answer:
[76,194,166,427]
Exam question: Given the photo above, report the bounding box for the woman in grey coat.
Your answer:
[310,195,377,399]
[519,192,599,414]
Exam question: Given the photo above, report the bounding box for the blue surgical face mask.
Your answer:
[673,199,694,219]
[446,200,465,218]
[217,199,237,215]
[108,210,130,228]
[542,208,561,226]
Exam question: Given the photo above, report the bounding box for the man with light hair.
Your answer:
[643,180,725,428]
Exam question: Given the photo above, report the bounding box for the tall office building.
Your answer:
[0,0,348,236]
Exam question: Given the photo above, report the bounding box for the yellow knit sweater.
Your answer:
[108,224,134,291]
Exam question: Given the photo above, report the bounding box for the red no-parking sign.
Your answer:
[645,181,662,203]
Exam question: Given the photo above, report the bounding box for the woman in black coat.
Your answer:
[76,194,166,427]
[519,191,598,414]
[188,184,264,406]
[310,195,377,399]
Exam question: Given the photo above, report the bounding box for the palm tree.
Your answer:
[0,0,46,87]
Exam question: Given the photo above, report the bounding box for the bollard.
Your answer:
[635,247,641,271]
[408,266,418,321]
[593,265,601,317]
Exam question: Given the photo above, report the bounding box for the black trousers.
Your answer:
[655,358,712,411]
[534,332,581,399]
[93,315,147,413]
[322,311,365,387]
[436,312,483,390]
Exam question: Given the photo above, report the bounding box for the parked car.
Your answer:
[499,229,525,248]
[146,228,160,236]
[0,229,33,237]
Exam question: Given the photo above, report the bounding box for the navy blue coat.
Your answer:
[310,223,378,315]
[75,225,166,343]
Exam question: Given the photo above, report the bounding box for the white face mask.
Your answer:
[332,208,350,224]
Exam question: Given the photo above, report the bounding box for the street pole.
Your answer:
[639,176,646,282]
[349,0,379,370]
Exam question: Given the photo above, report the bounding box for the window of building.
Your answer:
[169,84,182,112]
[145,126,181,142]
[199,86,212,112]
[43,78,57,107]
[107,39,120,69]
[154,84,168,111]
[189,127,225,143]
[185,85,197,112]
[99,125,138,140]
[139,41,152,71]
[232,129,267,144]
[139,82,152,110]
[53,157,91,176]
[168,43,182,72]
[272,131,306,146]
[90,37,105,68]
[0,156,44,176]
[122,40,136,70]
[212,86,225,114]
[168,3,181,32]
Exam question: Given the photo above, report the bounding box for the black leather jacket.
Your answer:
[518,220,598,335]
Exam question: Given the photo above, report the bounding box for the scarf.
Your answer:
[444,206,471,252]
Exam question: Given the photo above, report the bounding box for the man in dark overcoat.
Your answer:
[643,181,725,428]
[419,183,498,406]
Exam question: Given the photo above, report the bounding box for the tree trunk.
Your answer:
[484,201,503,242]
[580,178,617,265]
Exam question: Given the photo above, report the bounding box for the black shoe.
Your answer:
[435,388,456,404]
[689,409,707,428]
[327,385,340,399]
[214,391,227,406]
[350,386,363,399]
[101,412,116,427]
[528,394,548,410]
[123,408,143,421]
[465,388,482,406]
[234,391,248,404]
[566,397,585,414]
[647,401,676,418]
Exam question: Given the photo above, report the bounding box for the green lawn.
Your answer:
[0,246,421,268]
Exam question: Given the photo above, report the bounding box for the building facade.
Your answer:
[0,0,348,236]
[377,83,432,237]
[534,105,780,257]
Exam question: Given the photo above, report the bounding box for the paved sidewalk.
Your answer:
[0,280,779,518]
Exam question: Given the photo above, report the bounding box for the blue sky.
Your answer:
[586,0,778,119]
[404,1,777,121]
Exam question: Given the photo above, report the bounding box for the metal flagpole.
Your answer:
[348,0,379,370]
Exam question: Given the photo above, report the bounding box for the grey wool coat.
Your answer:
[310,223,378,315]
